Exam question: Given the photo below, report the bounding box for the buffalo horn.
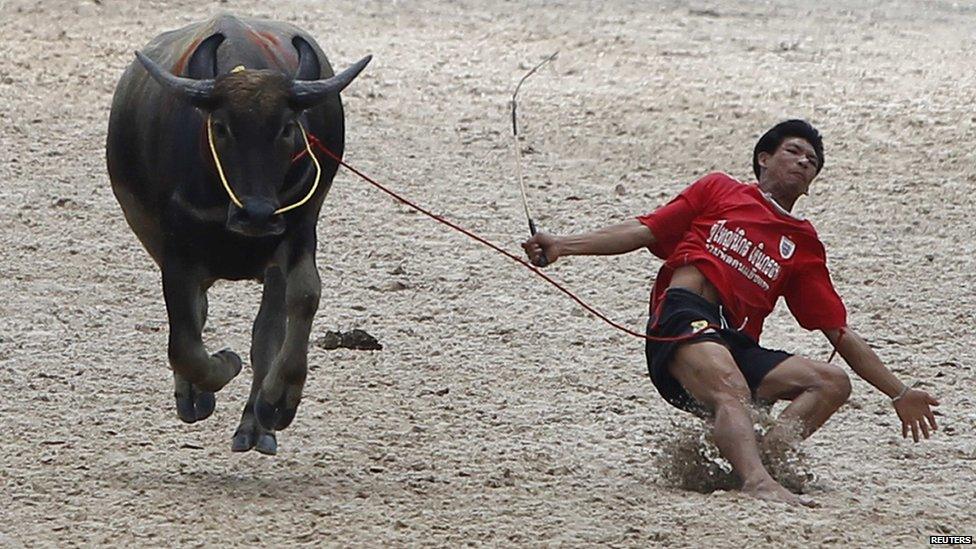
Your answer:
[289,55,372,111]
[135,50,216,108]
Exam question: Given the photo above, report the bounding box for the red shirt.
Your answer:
[636,172,847,342]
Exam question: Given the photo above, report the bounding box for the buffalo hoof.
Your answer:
[254,393,300,432]
[231,419,278,455]
[174,375,218,424]
[174,389,216,423]
[194,390,216,420]
[254,433,278,455]
[175,393,196,423]
[231,430,276,455]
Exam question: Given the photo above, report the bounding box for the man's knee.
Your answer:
[806,362,851,406]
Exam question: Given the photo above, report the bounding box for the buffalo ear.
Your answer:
[186,33,225,78]
[292,36,321,80]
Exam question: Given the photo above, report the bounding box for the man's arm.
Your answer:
[823,327,939,442]
[521,219,655,266]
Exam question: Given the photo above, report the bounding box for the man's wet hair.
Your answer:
[752,119,824,180]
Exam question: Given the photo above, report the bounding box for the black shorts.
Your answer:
[645,287,792,416]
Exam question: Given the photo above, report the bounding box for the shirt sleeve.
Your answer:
[636,173,720,259]
[783,244,848,331]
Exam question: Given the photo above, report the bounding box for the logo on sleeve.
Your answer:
[690,319,709,331]
[779,236,796,259]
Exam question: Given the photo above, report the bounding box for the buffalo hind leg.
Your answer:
[232,267,285,454]
[163,263,243,423]
[254,250,320,431]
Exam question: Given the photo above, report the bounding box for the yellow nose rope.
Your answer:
[276,121,322,214]
[206,114,322,215]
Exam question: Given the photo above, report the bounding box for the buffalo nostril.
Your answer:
[227,199,285,237]
[242,200,276,224]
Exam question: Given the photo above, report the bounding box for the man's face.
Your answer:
[758,136,820,194]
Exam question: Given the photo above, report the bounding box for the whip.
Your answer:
[510,51,558,267]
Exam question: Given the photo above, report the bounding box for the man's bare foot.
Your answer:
[742,478,818,508]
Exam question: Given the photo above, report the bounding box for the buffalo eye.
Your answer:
[280,122,295,140]
[212,120,230,139]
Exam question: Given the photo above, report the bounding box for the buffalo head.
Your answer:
[136,34,371,237]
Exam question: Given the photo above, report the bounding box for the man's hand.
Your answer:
[520,220,656,266]
[521,232,561,267]
[823,328,943,444]
[894,388,940,442]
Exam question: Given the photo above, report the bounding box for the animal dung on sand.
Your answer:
[316,329,383,351]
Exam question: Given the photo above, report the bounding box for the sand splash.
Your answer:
[656,407,818,494]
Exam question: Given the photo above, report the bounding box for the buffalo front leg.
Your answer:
[232,267,285,454]
[163,264,243,423]
[254,251,320,431]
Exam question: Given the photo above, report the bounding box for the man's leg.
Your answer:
[669,340,812,506]
[755,356,851,443]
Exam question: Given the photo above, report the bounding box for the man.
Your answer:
[521,120,939,506]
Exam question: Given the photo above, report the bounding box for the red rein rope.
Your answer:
[826,327,846,363]
[293,136,771,346]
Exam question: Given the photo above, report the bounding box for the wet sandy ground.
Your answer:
[1,0,974,545]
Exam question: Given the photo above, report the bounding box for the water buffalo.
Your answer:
[106,14,370,454]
